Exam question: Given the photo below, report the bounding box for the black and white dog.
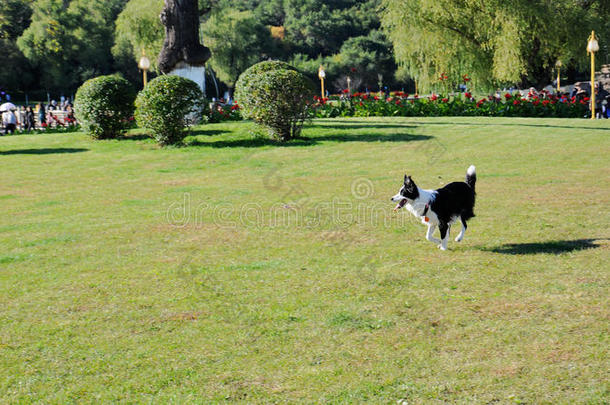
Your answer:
[391,166,476,250]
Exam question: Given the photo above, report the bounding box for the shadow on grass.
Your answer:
[484,238,607,255]
[311,121,418,130]
[186,132,431,148]
[186,137,317,148]
[188,128,230,137]
[119,134,152,141]
[0,148,88,155]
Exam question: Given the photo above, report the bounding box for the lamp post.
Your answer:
[346,76,351,94]
[555,60,562,93]
[587,31,599,119]
[318,66,326,99]
[138,50,151,87]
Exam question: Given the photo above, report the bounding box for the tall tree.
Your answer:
[0,0,34,95]
[18,0,128,92]
[381,0,610,91]
[201,9,270,93]
[157,0,211,73]
[113,0,164,82]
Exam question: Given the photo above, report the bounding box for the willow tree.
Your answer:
[381,0,610,92]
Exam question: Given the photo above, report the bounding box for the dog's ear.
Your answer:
[404,175,412,184]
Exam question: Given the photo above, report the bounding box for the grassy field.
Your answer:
[0,117,608,403]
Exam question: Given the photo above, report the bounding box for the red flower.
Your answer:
[464,92,472,99]
[462,74,470,82]
[414,94,419,99]
[359,101,363,106]
[505,93,512,100]
[476,99,485,107]
[395,100,401,105]
[41,122,48,127]
[231,104,240,110]
[373,96,379,101]
[429,94,438,101]
[350,67,357,73]
[441,98,449,103]
[513,99,520,105]
[362,94,368,100]
[583,97,590,102]
[342,89,350,94]
[542,100,550,106]
[533,99,540,106]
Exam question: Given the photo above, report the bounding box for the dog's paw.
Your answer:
[438,244,447,251]
[455,236,463,242]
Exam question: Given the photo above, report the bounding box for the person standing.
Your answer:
[2,109,17,135]
[25,106,36,130]
[594,83,609,119]
[37,103,46,126]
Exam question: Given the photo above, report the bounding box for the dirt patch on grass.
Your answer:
[163,311,207,322]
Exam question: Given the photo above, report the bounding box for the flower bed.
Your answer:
[207,103,242,123]
[313,92,590,119]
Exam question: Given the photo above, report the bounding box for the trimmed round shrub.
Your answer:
[74,75,136,139]
[235,62,314,141]
[135,75,204,146]
[234,61,297,115]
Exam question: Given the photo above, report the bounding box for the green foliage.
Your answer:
[0,0,32,40]
[290,29,397,92]
[381,0,610,92]
[0,0,34,94]
[17,0,127,91]
[74,74,136,139]
[135,75,204,146]
[235,63,315,141]
[235,60,297,102]
[283,0,380,58]
[201,9,270,90]
[113,0,164,74]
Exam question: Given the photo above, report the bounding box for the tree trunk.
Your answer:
[158,0,211,74]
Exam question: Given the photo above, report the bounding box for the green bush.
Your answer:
[235,62,314,141]
[234,61,297,107]
[135,75,204,146]
[74,75,136,139]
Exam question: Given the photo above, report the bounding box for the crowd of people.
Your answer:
[1,96,77,135]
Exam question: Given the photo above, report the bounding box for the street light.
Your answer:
[555,60,562,93]
[587,30,599,119]
[318,65,326,99]
[138,50,151,87]
[346,76,351,94]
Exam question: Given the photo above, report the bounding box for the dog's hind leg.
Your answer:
[426,224,441,245]
[455,218,467,242]
[438,222,449,250]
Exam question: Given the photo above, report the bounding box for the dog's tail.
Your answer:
[465,165,476,191]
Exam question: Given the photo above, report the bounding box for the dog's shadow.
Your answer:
[482,238,608,255]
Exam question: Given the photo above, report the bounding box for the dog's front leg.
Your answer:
[426,224,441,245]
[438,223,450,250]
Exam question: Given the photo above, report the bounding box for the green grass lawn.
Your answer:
[0,117,608,403]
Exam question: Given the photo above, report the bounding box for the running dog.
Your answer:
[391,166,476,250]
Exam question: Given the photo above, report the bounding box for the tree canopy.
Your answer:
[1,0,608,97]
[380,0,610,92]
